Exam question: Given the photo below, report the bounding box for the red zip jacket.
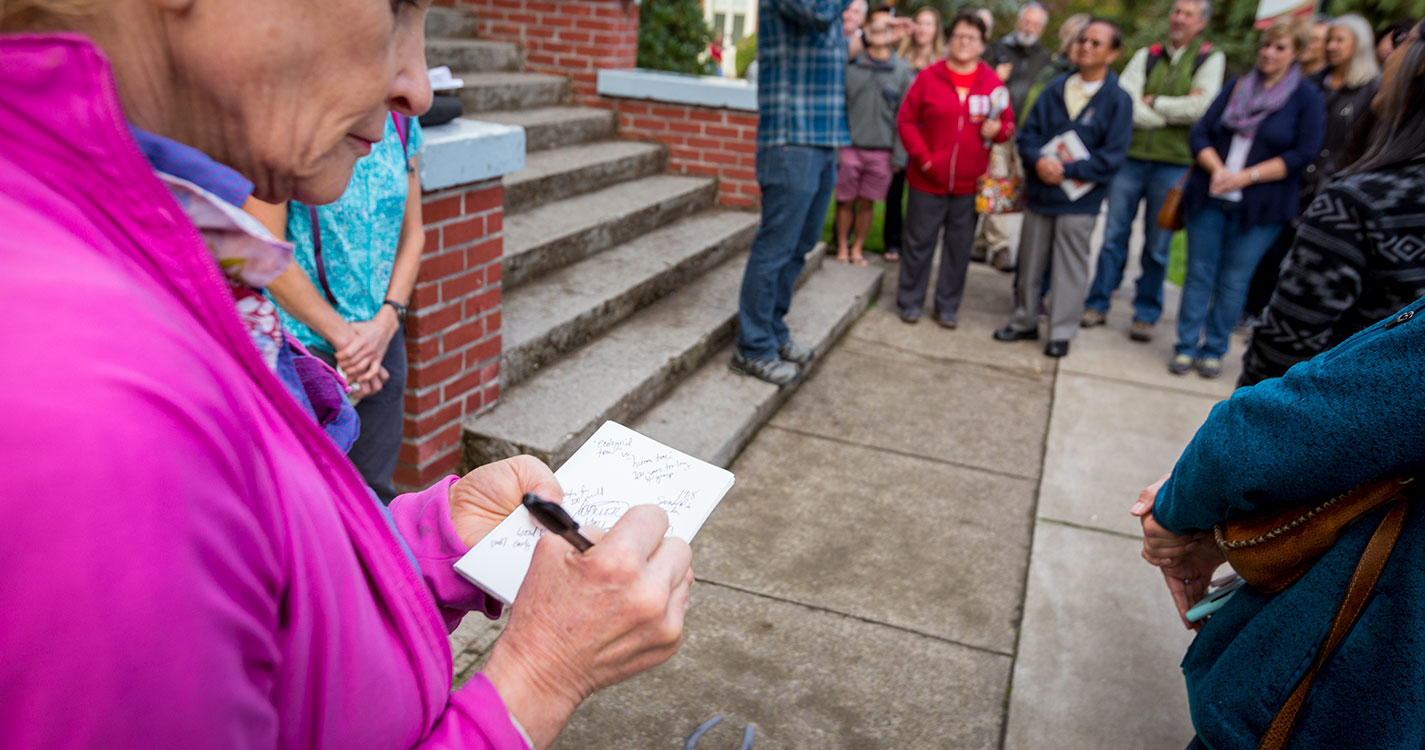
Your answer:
[897,60,1015,196]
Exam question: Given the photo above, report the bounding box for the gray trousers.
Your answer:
[1010,210,1096,342]
[897,189,976,320]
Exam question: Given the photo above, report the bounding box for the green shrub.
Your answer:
[735,33,758,78]
[636,0,715,75]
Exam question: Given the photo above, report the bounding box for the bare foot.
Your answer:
[850,255,869,267]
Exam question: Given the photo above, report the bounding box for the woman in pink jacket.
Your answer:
[0,2,692,748]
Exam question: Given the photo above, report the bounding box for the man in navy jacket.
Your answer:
[993,19,1133,357]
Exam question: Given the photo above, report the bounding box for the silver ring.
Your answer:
[1182,578,1192,585]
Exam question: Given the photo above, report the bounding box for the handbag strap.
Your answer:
[307,112,411,310]
[1257,500,1410,750]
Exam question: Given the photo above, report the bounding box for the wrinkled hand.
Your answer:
[483,505,694,748]
[1142,95,1157,108]
[449,455,563,548]
[980,117,1003,141]
[1209,169,1246,196]
[1131,473,1228,630]
[995,62,1013,82]
[1036,157,1064,186]
[337,314,397,383]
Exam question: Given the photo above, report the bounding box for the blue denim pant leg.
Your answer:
[1176,201,1227,357]
[737,145,837,360]
[1132,162,1189,324]
[1084,158,1148,314]
[1201,218,1281,358]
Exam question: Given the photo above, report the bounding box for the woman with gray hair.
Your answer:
[0,1,692,747]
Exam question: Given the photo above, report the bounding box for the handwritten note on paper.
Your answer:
[453,421,736,604]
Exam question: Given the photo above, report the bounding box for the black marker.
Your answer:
[522,493,594,553]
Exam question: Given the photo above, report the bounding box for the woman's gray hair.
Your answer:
[1331,14,1381,89]
[1341,18,1425,177]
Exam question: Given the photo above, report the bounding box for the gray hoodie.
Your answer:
[844,51,915,166]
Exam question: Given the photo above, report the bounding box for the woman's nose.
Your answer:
[389,28,434,118]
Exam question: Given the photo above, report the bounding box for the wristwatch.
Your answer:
[1249,167,1261,184]
[382,299,408,324]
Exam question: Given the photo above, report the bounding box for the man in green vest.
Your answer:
[1080,0,1224,342]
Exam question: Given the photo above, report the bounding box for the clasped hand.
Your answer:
[331,308,399,397]
[1036,156,1065,186]
[1131,473,1227,631]
[1209,168,1249,196]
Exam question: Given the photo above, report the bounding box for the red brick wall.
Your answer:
[441,0,639,103]
[612,100,761,209]
[396,179,504,491]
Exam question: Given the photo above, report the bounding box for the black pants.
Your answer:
[316,326,407,504]
[883,169,906,252]
[897,189,976,320]
[1245,223,1297,317]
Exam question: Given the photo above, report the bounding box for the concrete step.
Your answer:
[462,246,828,470]
[501,210,760,389]
[473,107,618,152]
[425,39,521,73]
[452,72,569,113]
[503,174,717,289]
[426,5,480,39]
[505,140,667,214]
[634,258,884,467]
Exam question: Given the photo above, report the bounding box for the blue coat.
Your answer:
[1157,295,1425,749]
[1184,76,1325,229]
[1015,70,1133,215]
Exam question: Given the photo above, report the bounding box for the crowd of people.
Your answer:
[737,0,1421,376]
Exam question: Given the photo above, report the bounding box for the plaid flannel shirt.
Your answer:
[756,0,852,148]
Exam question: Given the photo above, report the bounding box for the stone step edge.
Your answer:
[633,255,884,468]
[461,243,826,472]
[500,211,759,391]
[503,176,719,291]
[504,141,668,215]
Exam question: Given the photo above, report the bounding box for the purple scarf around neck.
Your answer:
[1221,64,1302,139]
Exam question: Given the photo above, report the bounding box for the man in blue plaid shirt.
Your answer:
[731,0,855,385]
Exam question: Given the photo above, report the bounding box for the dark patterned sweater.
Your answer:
[1240,157,1425,386]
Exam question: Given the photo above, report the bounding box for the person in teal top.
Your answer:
[250,112,425,503]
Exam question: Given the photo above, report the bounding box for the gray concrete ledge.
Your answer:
[597,68,757,112]
[418,117,526,192]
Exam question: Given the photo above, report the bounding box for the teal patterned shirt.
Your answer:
[278,114,423,353]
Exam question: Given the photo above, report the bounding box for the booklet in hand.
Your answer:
[1041,130,1096,202]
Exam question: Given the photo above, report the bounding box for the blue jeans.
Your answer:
[1175,199,1283,359]
[737,145,837,360]
[1084,158,1188,324]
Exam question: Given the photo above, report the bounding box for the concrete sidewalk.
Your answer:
[452,225,1247,747]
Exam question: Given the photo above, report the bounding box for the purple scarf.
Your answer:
[1221,64,1302,140]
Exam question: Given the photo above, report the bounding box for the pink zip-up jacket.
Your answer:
[0,34,527,749]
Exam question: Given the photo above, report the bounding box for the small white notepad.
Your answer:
[454,421,736,605]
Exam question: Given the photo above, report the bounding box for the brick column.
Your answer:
[396,181,505,490]
[444,0,640,103]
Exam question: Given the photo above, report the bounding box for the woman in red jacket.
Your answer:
[895,11,1016,326]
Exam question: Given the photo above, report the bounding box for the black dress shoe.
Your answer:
[993,326,1039,342]
[900,309,920,324]
[1044,340,1070,357]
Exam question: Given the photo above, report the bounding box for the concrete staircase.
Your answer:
[425,6,883,474]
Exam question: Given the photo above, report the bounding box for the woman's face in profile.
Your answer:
[173,0,433,204]
[1372,30,1419,114]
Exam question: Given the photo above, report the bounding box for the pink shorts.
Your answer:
[836,147,894,202]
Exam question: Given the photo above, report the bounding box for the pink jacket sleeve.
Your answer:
[389,476,504,631]
[417,675,531,749]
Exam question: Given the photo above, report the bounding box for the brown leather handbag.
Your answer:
[1156,171,1190,231]
[1214,475,1417,750]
